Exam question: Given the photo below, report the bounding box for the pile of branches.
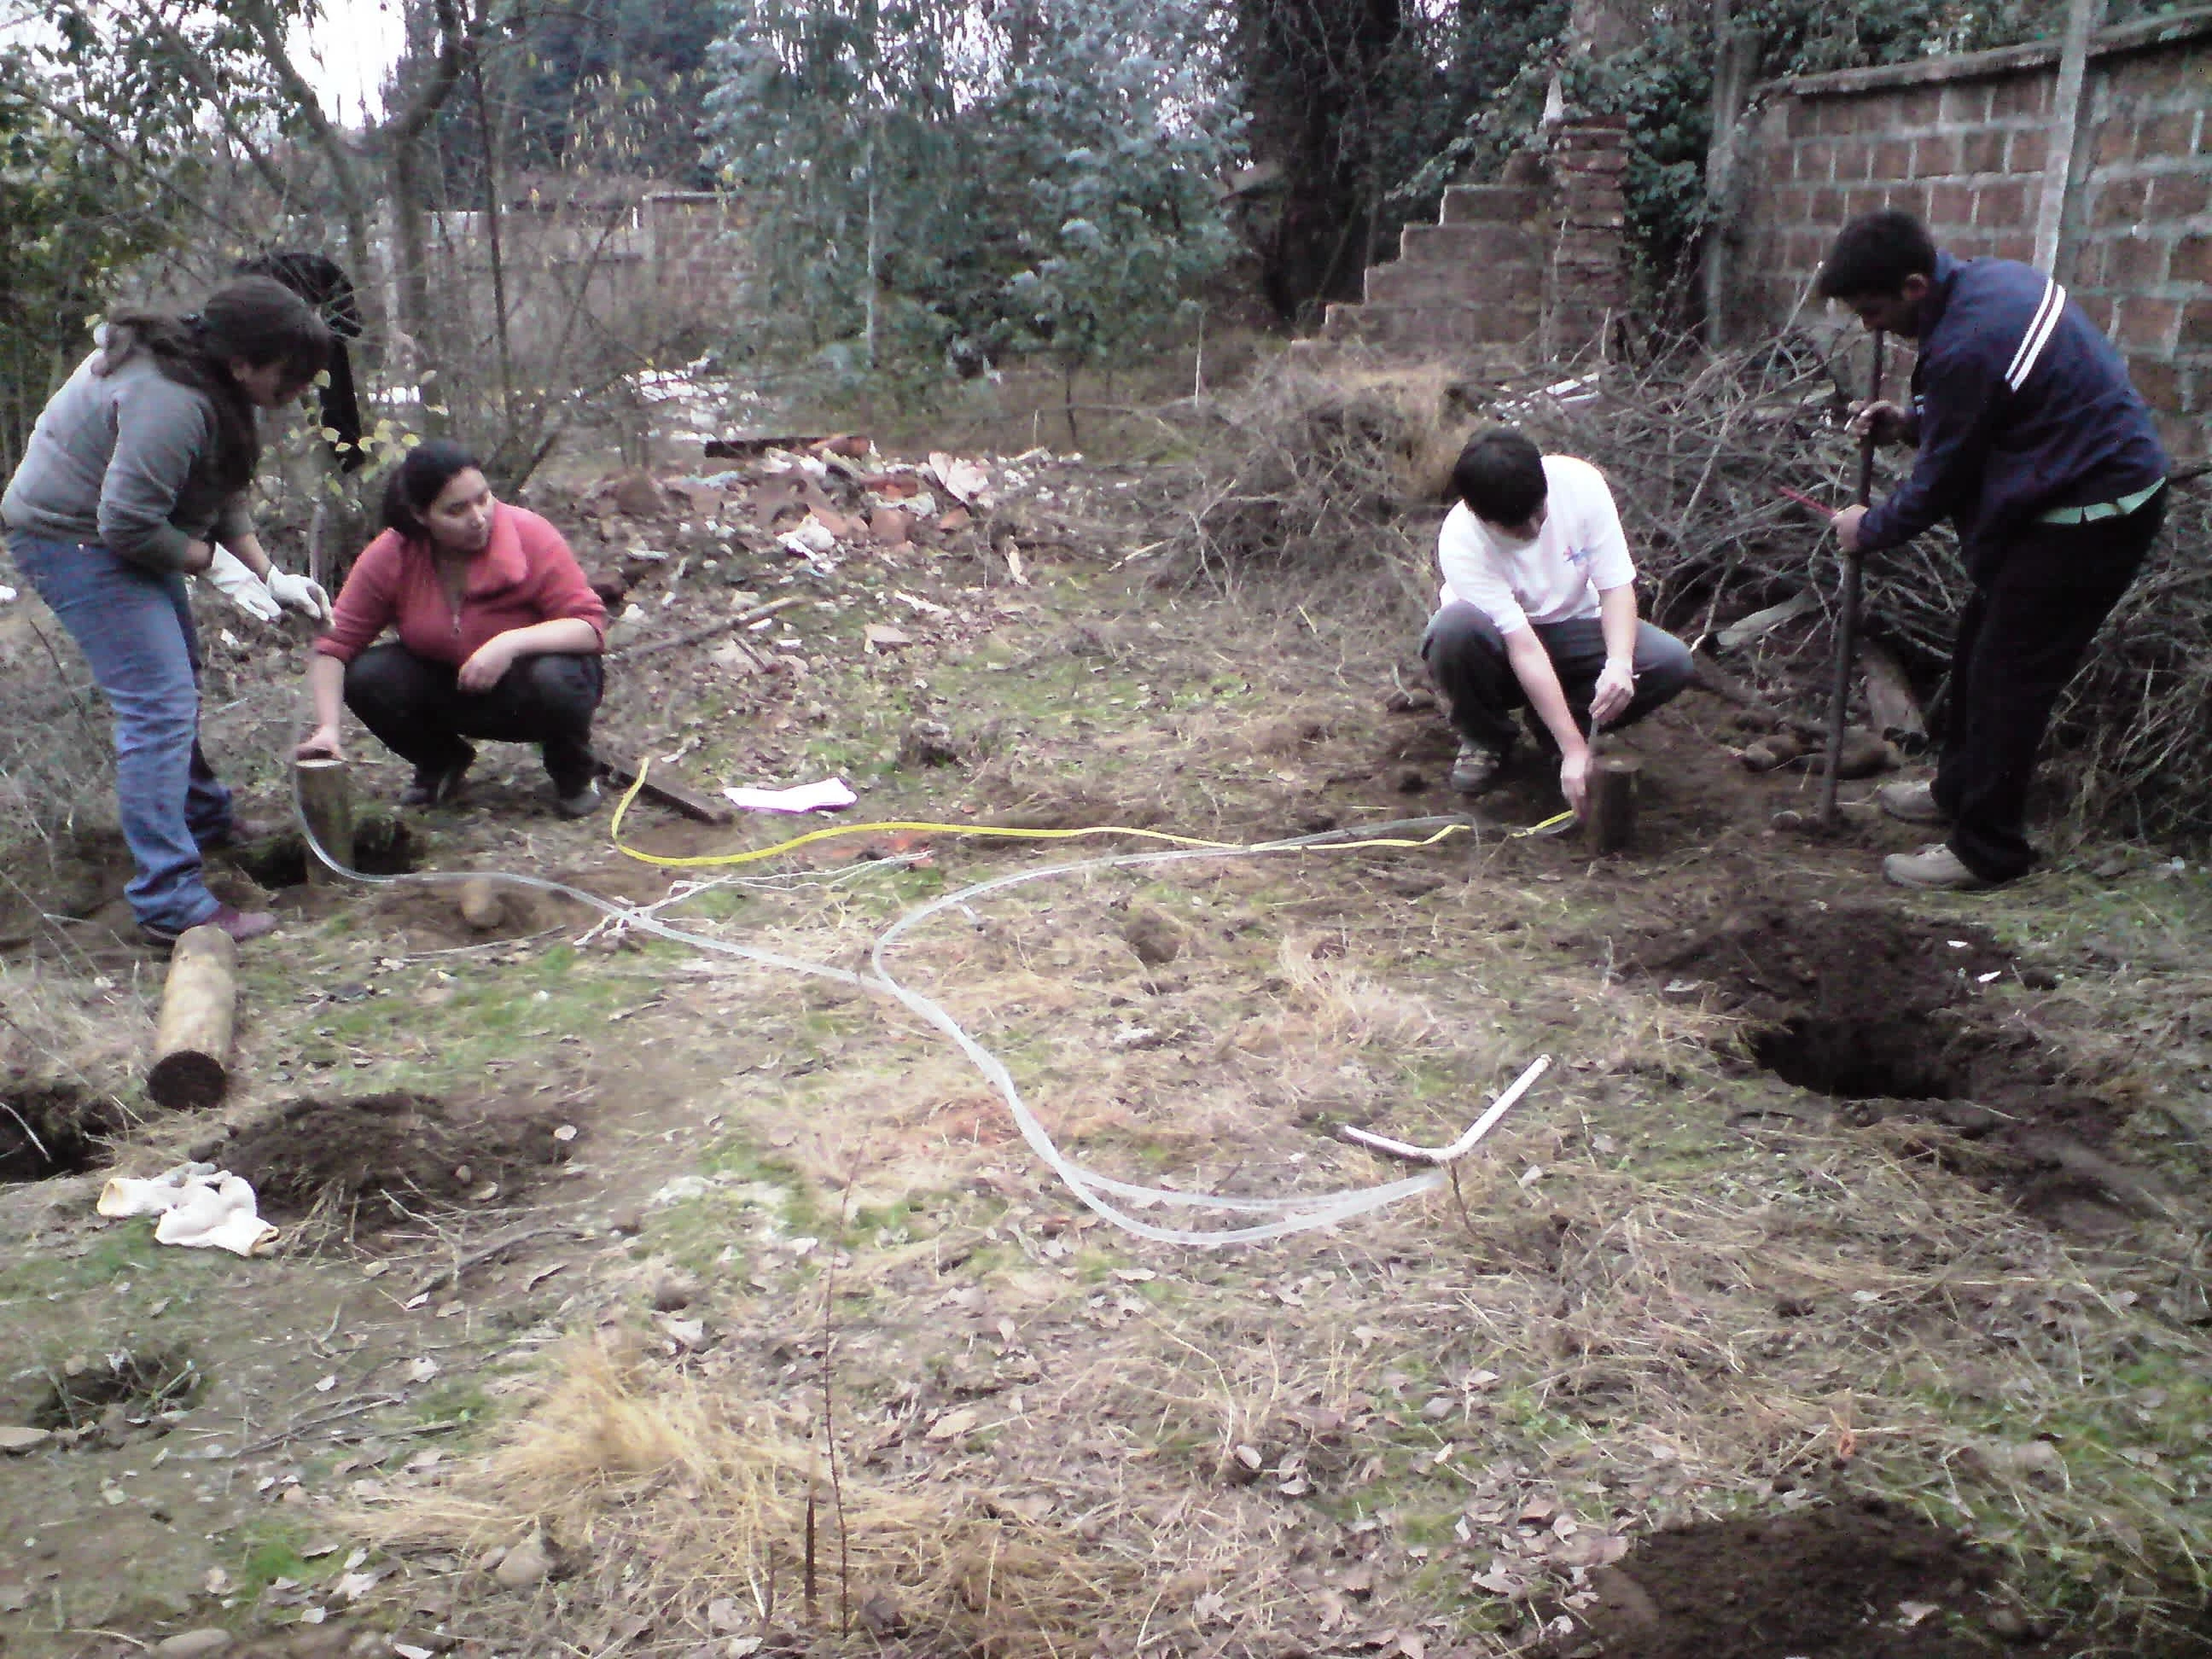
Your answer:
[1174,358,1441,617]
[1179,340,2212,848]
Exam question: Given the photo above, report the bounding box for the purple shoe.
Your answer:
[140,903,278,949]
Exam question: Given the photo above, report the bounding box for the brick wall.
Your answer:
[1544,116,1633,358]
[643,192,751,303]
[1730,9,2212,459]
[423,189,749,348]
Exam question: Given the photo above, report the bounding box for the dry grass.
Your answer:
[353,1337,1132,1655]
[0,593,114,881]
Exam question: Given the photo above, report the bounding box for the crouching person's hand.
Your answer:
[296,724,343,763]
[1560,747,1592,817]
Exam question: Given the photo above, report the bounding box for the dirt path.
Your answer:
[3,451,2209,1659]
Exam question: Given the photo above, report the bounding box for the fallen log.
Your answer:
[148,924,237,1110]
[1688,652,1821,740]
[703,433,830,460]
[1859,639,1928,748]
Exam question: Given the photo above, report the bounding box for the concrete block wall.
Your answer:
[1730,9,2212,459]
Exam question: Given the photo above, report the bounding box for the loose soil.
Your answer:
[224,814,422,889]
[1547,1499,2206,1658]
[1626,902,2167,1231]
[218,1091,576,1229]
[0,1084,134,1182]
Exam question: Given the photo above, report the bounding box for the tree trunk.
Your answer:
[1699,0,1759,346]
[1238,0,1404,323]
[237,0,380,350]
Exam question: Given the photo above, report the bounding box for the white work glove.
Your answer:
[265,568,333,625]
[203,548,282,624]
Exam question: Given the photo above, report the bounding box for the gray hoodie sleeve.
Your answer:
[96,373,221,570]
[211,493,255,549]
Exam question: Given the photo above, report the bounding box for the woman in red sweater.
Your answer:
[297,441,608,814]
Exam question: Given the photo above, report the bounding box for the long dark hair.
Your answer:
[96,276,330,493]
[381,439,485,542]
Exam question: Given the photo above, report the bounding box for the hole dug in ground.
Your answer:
[218,1091,577,1235]
[1632,904,2164,1233]
[1540,1499,2212,1659]
[1749,1013,1969,1103]
[224,814,421,889]
[29,1345,204,1447]
[0,1084,133,1183]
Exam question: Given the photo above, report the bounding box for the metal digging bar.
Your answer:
[1821,329,1888,827]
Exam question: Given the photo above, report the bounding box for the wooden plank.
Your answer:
[598,758,736,825]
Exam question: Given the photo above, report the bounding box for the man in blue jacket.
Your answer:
[1820,209,2168,891]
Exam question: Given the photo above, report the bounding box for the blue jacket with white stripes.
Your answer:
[1857,252,2167,578]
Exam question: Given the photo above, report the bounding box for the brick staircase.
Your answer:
[1317,179,1546,364]
[1299,121,1630,370]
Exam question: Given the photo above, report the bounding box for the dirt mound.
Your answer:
[1634,902,2011,1036]
[0,1084,135,1182]
[1543,1500,2153,1658]
[222,1091,575,1226]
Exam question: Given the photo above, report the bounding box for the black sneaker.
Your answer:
[401,747,474,808]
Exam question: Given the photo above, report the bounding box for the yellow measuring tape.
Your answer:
[607,760,1575,870]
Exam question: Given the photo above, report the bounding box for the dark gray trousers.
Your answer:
[1421,603,1692,752]
[344,643,603,795]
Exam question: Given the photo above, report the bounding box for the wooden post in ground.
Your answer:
[1584,756,1640,855]
[148,924,238,1110]
[457,876,505,932]
[295,759,354,881]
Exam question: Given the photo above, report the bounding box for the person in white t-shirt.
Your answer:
[1421,428,1691,814]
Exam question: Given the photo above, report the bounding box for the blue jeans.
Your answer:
[9,535,235,932]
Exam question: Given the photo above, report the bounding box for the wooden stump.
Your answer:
[457,876,506,932]
[295,758,354,881]
[148,924,237,1110]
[1583,756,1640,855]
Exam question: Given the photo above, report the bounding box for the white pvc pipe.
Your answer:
[1336,1054,1551,1164]
[294,795,1550,1246]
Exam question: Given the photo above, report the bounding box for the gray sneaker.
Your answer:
[1883,843,1999,891]
[1448,740,1505,795]
[1877,778,1948,824]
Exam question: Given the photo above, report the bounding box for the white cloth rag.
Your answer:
[96,1161,279,1256]
[722,777,857,814]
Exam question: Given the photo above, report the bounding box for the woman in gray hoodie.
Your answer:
[3,276,331,945]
